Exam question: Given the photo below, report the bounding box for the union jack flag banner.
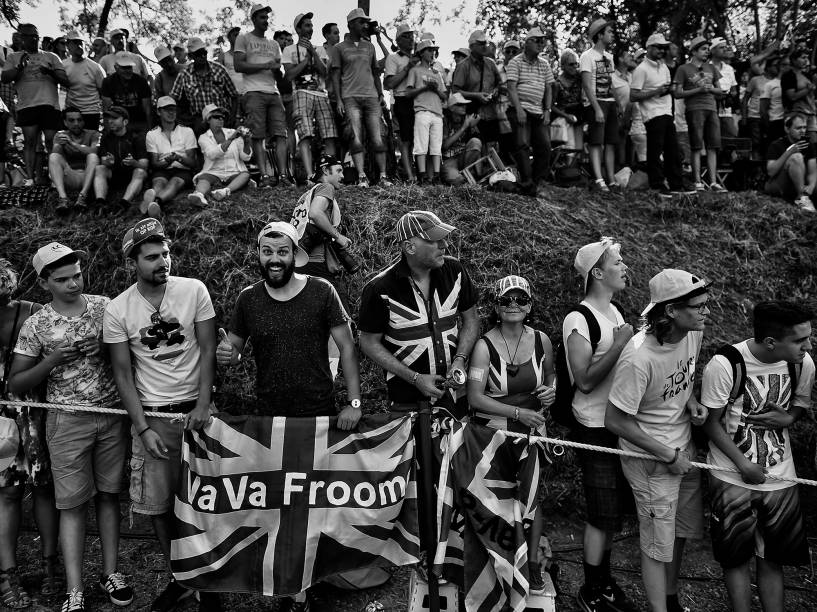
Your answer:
[170,414,421,595]
[433,420,544,612]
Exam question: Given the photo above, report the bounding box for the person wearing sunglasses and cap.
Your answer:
[466,274,555,594]
[605,269,711,612]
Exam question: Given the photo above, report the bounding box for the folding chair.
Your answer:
[460,146,506,185]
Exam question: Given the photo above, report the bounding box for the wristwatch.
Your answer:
[349,399,361,409]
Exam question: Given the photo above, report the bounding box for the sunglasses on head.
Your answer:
[496,295,531,307]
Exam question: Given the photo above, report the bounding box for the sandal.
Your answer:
[0,567,31,609]
[40,556,64,598]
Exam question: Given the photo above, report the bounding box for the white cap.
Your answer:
[641,269,711,316]
[574,236,619,293]
[257,221,309,267]
[154,46,172,62]
[32,242,86,276]
[156,96,177,109]
[496,275,531,297]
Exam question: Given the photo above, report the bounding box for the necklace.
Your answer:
[499,326,524,377]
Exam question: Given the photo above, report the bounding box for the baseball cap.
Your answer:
[187,37,206,53]
[574,236,619,293]
[641,269,711,316]
[154,46,172,62]
[645,33,670,47]
[453,47,470,57]
[156,96,177,109]
[346,8,370,22]
[103,105,129,120]
[710,36,728,50]
[415,39,438,54]
[65,29,83,41]
[587,18,614,40]
[113,51,136,67]
[318,154,341,168]
[396,210,456,242]
[32,242,86,276]
[634,48,646,60]
[503,40,521,50]
[201,103,228,121]
[496,275,531,297]
[447,92,468,106]
[250,3,272,17]
[172,41,185,50]
[293,12,313,30]
[688,36,709,51]
[257,221,309,267]
[0,417,19,473]
[227,26,241,37]
[122,218,167,258]
[395,24,414,37]
[525,27,546,40]
[109,28,126,39]
[468,30,487,45]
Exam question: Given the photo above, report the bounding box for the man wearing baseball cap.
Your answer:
[234,4,290,188]
[605,269,710,612]
[709,37,739,138]
[101,51,152,135]
[441,92,483,184]
[98,28,150,79]
[104,218,218,612]
[282,12,339,184]
[172,41,188,67]
[93,105,149,211]
[630,33,689,195]
[63,29,106,130]
[359,210,479,416]
[384,24,419,182]
[10,242,132,612]
[506,26,554,189]
[562,237,637,612]
[152,46,180,104]
[451,30,502,150]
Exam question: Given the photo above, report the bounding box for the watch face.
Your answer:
[350,399,361,409]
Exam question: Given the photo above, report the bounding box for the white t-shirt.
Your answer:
[384,52,412,97]
[562,301,625,427]
[145,124,197,168]
[715,62,737,118]
[609,330,703,453]
[760,78,784,122]
[222,50,245,95]
[62,57,106,113]
[701,341,814,491]
[234,32,280,94]
[579,47,615,105]
[282,42,330,96]
[630,58,673,121]
[103,276,215,406]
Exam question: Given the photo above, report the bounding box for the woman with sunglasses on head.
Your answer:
[466,274,555,595]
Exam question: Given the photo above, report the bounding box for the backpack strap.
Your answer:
[714,344,746,407]
[788,361,801,396]
[573,304,601,352]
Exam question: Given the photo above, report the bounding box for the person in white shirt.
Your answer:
[710,37,739,138]
[142,96,198,217]
[759,57,785,147]
[62,30,105,130]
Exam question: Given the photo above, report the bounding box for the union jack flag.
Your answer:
[433,420,544,612]
[171,414,420,595]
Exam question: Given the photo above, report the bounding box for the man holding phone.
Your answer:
[765,112,816,211]
[92,106,149,211]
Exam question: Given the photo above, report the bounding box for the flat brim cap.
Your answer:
[641,269,711,316]
[396,210,456,242]
[122,217,167,258]
[32,242,87,276]
[447,92,468,107]
[587,18,614,40]
[257,221,309,267]
[0,417,19,473]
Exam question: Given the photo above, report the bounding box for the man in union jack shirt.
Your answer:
[359,210,479,416]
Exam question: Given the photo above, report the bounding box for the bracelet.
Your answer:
[666,447,681,465]
[513,407,519,422]
[411,372,420,385]
[454,352,468,363]
[137,425,150,437]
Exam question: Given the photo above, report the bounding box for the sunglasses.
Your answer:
[209,114,225,120]
[496,295,531,307]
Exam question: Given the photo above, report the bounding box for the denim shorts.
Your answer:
[685,108,721,151]
[243,91,287,140]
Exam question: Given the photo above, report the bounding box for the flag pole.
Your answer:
[417,401,441,612]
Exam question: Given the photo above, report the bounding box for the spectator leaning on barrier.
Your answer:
[330,8,392,188]
[104,218,218,612]
[169,37,238,134]
[506,26,554,189]
[234,3,290,188]
[563,238,637,612]
[92,106,148,211]
[580,18,619,192]
[630,33,687,196]
[441,92,482,185]
[406,39,448,184]
[62,30,106,131]
[49,107,100,213]
[101,53,152,136]
[283,12,338,184]
[700,301,814,612]
[764,112,817,212]
[605,269,710,612]
[359,210,479,417]
[384,24,419,182]
[9,243,132,612]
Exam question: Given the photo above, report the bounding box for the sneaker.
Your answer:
[378,176,394,187]
[187,191,208,207]
[257,175,274,189]
[277,175,294,187]
[600,581,638,612]
[528,562,546,595]
[795,194,816,212]
[607,182,622,193]
[147,201,163,218]
[150,579,194,612]
[248,179,258,190]
[197,592,222,612]
[577,584,608,612]
[22,178,34,187]
[100,572,134,607]
[592,179,610,193]
[61,589,84,612]
[140,188,156,214]
[74,192,88,211]
[356,176,370,188]
[694,181,707,191]
[210,188,230,201]
[93,197,108,209]
[55,197,71,214]
[709,182,726,192]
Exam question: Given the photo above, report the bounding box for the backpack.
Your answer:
[715,344,801,408]
[552,302,624,429]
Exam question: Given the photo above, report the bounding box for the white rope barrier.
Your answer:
[0,399,180,420]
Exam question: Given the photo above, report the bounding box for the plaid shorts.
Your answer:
[292,90,338,142]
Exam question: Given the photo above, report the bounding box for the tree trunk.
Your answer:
[775,0,784,41]
[791,0,800,34]
[97,0,115,37]
[752,0,761,52]
[358,0,370,14]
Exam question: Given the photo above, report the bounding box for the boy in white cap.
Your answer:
[563,238,637,612]
[10,243,132,612]
[605,269,710,612]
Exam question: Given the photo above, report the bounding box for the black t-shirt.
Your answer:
[101,73,152,122]
[98,130,148,168]
[766,137,816,171]
[358,255,478,405]
[229,277,349,416]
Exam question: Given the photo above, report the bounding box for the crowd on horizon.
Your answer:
[0,6,813,215]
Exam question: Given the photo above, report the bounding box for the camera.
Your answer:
[365,20,381,37]
[299,224,362,274]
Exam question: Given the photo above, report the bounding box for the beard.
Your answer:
[258,258,296,288]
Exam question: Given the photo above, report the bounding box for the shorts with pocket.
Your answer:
[292,90,338,142]
[243,91,287,140]
[583,100,620,146]
[685,108,721,151]
[129,416,184,515]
